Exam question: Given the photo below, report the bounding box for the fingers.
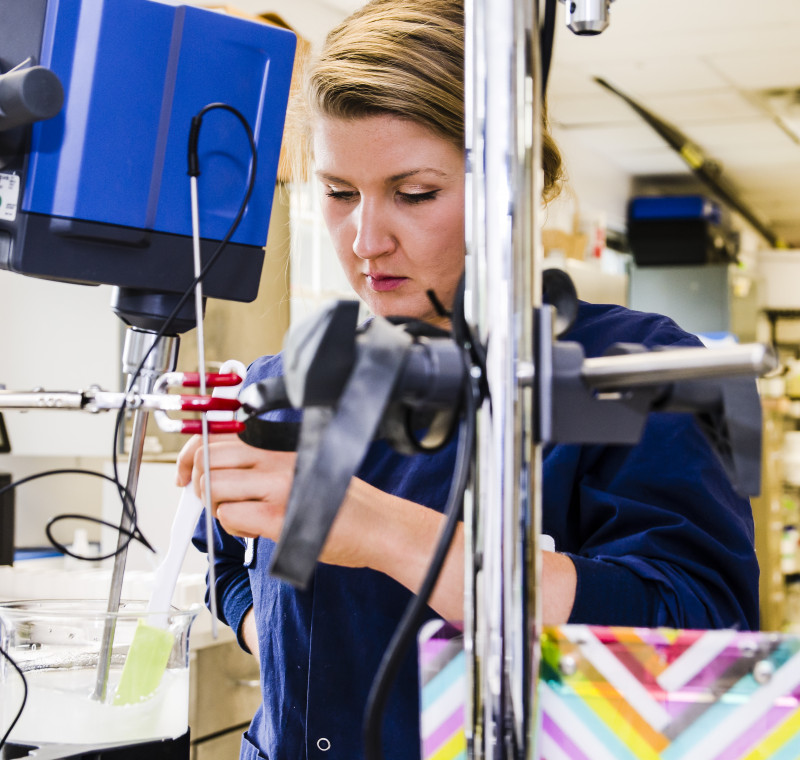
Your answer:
[175,435,202,486]
[176,433,248,489]
[210,466,292,540]
[192,435,289,474]
[216,500,284,540]
[200,466,284,508]
[180,438,296,542]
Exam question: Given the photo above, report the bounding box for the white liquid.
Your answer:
[4,666,189,744]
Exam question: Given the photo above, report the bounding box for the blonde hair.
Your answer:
[287,0,562,200]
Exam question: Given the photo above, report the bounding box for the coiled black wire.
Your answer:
[12,103,257,564]
[0,103,257,750]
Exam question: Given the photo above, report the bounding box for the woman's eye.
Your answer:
[399,190,440,204]
[325,188,358,201]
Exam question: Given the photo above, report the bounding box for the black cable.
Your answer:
[363,350,477,760]
[0,643,27,748]
[360,0,556,750]
[41,103,257,563]
[104,102,257,555]
[0,102,258,754]
[540,0,558,97]
[452,272,489,406]
[0,102,258,755]
[0,470,149,561]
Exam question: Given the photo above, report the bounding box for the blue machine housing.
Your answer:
[0,0,295,319]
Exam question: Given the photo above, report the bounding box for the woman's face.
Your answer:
[313,114,465,328]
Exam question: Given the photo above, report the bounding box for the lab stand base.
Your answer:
[1,732,190,760]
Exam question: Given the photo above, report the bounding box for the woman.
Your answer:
[179,1,759,757]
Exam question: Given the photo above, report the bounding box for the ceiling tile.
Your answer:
[548,91,642,127]
[547,63,610,98]
[686,117,792,148]
[735,162,800,190]
[709,45,800,91]
[556,123,676,154]
[609,148,689,176]
[644,90,761,124]
[578,58,730,96]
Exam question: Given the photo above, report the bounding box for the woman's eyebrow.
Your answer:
[387,168,449,182]
[315,168,450,183]
[315,171,351,183]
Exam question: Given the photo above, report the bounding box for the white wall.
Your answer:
[550,124,633,235]
[0,272,122,547]
[0,272,122,455]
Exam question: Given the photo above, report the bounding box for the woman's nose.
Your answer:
[352,202,395,259]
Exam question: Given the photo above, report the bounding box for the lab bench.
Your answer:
[0,562,260,757]
[189,628,261,760]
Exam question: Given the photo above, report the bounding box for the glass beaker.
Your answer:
[0,599,199,746]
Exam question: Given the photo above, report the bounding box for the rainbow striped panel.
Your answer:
[538,625,800,760]
[419,620,468,760]
[418,624,800,759]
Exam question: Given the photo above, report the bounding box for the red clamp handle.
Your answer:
[180,420,245,435]
[179,396,241,413]
[179,372,243,388]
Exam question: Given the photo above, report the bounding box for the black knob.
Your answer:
[0,65,64,132]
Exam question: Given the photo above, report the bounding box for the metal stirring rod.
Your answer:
[190,173,219,638]
[92,172,219,700]
[93,330,178,701]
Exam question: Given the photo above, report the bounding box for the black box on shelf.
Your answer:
[0,472,14,565]
[627,195,738,267]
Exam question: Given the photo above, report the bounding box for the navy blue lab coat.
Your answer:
[193,301,759,760]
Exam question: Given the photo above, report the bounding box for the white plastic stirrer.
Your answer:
[147,359,247,628]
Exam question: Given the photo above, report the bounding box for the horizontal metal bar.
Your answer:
[581,343,776,391]
[0,390,87,409]
[0,388,242,414]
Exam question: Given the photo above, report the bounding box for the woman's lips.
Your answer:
[366,274,407,292]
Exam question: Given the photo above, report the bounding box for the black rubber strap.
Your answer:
[238,418,300,452]
[269,318,413,589]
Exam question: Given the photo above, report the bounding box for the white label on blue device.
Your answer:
[0,173,20,222]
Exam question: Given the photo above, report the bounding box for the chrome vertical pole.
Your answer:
[464,0,544,756]
[93,328,178,700]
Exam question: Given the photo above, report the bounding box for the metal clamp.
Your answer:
[0,372,246,435]
[151,371,245,434]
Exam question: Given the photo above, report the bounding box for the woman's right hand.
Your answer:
[174,433,383,570]
[175,433,296,541]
